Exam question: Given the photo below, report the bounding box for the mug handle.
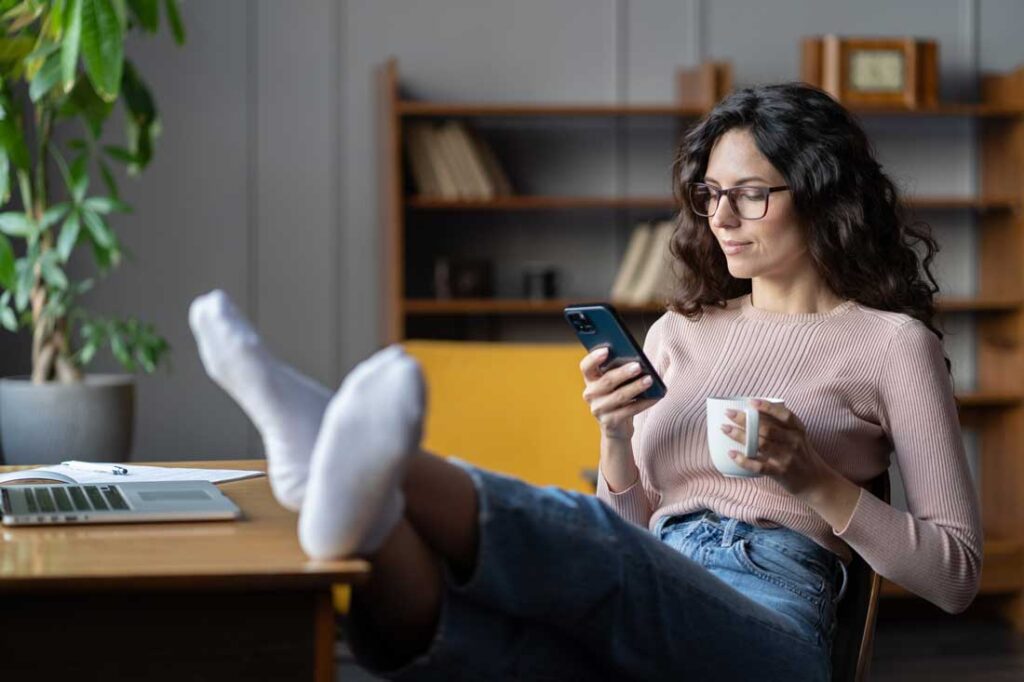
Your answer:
[744,406,759,459]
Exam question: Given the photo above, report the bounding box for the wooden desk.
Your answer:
[0,460,369,681]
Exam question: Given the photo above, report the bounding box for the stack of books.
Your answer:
[405,121,513,200]
[609,221,677,306]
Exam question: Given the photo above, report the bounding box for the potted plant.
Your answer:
[0,0,184,464]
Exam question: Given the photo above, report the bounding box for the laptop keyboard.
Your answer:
[23,485,129,514]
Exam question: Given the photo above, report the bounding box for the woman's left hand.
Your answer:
[721,399,834,499]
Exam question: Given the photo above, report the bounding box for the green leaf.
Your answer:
[0,231,13,288]
[24,38,61,64]
[70,153,89,200]
[4,1,43,32]
[61,0,82,91]
[40,253,68,289]
[29,51,62,102]
[56,210,80,261]
[58,76,113,137]
[41,202,70,230]
[102,144,133,163]
[109,330,132,369]
[83,195,128,214]
[0,147,9,203]
[0,95,28,170]
[0,303,16,331]
[80,0,122,102]
[78,339,97,364]
[0,211,35,237]
[126,0,156,31]
[0,35,36,62]
[81,208,112,247]
[13,256,31,310]
[163,0,183,44]
[98,158,118,199]
[119,59,155,172]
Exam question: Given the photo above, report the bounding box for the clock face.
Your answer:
[848,49,905,92]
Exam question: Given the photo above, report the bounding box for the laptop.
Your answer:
[0,481,241,526]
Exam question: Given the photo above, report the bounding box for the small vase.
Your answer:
[0,374,134,465]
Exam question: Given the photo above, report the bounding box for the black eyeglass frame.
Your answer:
[686,182,790,220]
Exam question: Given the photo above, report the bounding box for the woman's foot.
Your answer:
[299,347,426,559]
[188,289,331,511]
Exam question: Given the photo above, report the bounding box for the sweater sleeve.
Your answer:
[833,320,983,613]
[594,317,663,529]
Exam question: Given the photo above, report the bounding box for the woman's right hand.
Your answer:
[580,347,661,441]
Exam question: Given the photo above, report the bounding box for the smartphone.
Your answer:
[564,303,667,401]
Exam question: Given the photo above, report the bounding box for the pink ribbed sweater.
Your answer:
[596,294,983,614]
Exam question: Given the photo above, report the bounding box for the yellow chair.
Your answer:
[403,339,600,492]
[334,339,598,613]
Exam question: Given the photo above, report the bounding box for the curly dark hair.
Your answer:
[668,82,944,346]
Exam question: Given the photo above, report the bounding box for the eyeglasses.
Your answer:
[687,182,790,220]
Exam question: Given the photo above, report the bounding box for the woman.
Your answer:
[189,83,981,680]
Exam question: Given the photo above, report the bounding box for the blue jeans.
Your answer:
[353,462,849,681]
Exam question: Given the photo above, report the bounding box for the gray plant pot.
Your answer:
[0,374,134,465]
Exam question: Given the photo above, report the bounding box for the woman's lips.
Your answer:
[722,241,752,255]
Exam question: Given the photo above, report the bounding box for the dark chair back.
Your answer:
[830,471,890,682]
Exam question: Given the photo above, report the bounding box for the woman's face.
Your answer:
[702,128,807,281]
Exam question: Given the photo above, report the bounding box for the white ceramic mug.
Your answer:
[706,396,785,478]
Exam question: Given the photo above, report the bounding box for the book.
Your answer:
[450,121,495,199]
[437,122,478,198]
[465,125,513,196]
[626,220,676,305]
[0,463,265,487]
[405,123,440,197]
[610,223,654,303]
[420,123,460,198]
[403,120,513,200]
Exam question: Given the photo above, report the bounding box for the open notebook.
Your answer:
[0,463,265,487]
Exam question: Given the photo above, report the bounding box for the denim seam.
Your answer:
[621,544,826,654]
[732,539,828,605]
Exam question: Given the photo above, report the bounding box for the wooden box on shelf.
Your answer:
[677,61,733,110]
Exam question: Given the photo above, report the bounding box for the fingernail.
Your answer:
[725,409,737,418]
[627,362,642,374]
[729,451,739,459]
[641,376,653,386]
[597,347,609,357]
[750,399,763,407]
[720,424,730,433]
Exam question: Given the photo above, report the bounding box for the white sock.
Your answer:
[299,346,425,559]
[188,289,330,511]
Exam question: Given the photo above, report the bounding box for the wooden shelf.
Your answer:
[882,539,1024,597]
[404,297,1021,315]
[405,298,583,315]
[406,195,1018,212]
[957,392,1024,408]
[397,100,1024,119]
[397,101,707,118]
[407,196,677,210]
[852,103,1024,117]
[938,297,1022,312]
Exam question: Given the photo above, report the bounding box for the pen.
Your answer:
[61,460,129,476]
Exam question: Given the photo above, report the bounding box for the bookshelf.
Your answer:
[379,58,1024,625]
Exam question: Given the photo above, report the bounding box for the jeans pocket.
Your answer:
[733,537,827,602]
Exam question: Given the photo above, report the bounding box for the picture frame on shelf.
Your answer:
[801,35,938,109]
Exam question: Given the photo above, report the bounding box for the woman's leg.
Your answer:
[386,458,832,680]
[348,458,608,680]
[347,518,445,668]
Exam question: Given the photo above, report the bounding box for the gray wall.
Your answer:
[2,0,1022,463]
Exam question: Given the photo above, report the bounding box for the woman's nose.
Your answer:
[711,197,740,228]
